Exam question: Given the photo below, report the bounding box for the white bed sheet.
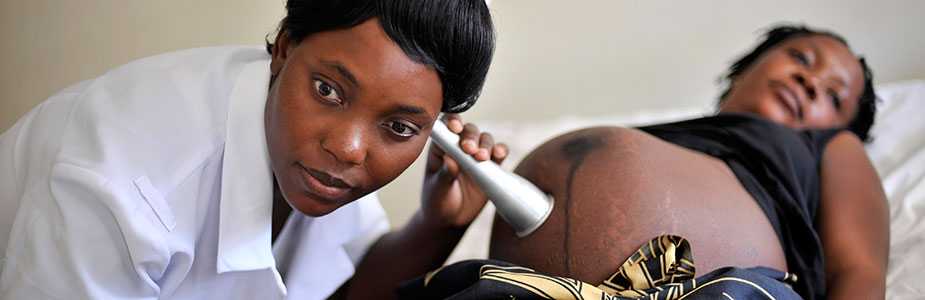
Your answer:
[448,80,925,299]
[867,80,925,299]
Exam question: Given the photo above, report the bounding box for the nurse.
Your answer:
[0,0,501,299]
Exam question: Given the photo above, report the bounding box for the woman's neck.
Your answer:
[271,178,293,244]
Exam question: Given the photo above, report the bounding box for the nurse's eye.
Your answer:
[788,48,810,66]
[313,79,342,105]
[382,120,420,138]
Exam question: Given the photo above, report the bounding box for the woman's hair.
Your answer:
[266,0,495,113]
[719,25,877,142]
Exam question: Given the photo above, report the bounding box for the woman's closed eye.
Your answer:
[382,120,420,138]
[313,79,343,105]
[788,48,810,66]
[827,89,842,110]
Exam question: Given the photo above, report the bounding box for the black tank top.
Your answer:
[638,113,843,300]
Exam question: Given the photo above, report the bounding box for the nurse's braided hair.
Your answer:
[267,0,495,113]
[718,25,878,142]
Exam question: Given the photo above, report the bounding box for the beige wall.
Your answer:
[471,0,925,122]
[3,0,924,228]
[0,0,284,131]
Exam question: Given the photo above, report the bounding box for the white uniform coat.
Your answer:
[0,46,389,299]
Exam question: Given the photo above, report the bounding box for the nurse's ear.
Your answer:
[270,31,293,76]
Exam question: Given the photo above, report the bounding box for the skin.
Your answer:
[724,35,889,298]
[719,35,864,129]
[491,34,888,299]
[266,18,443,217]
[491,127,789,282]
[266,19,508,300]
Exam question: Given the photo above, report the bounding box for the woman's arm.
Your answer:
[818,132,890,299]
[342,209,468,300]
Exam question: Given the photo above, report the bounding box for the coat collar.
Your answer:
[216,56,284,293]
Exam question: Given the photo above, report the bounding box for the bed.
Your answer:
[446,79,925,299]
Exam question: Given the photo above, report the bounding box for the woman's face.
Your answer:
[266,19,443,216]
[719,34,864,130]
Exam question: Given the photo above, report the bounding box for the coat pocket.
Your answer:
[133,176,176,232]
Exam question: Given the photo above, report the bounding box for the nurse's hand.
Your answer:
[421,114,508,228]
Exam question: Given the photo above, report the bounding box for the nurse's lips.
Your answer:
[297,164,353,202]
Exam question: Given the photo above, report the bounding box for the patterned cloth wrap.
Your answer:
[398,235,803,299]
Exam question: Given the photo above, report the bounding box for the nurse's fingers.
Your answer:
[443,114,464,133]
[442,154,461,178]
[426,143,446,173]
[475,132,494,161]
[491,143,509,165]
[458,123,481,156]
[440,114,480,156]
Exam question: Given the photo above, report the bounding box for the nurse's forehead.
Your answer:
[292,21,443,112]
[302,53,441,118]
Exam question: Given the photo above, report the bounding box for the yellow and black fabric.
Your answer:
[397,235,802,300]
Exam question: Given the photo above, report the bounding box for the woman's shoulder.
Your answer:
[18,46,272,188]
[93,46,268,99]
[105,46,268,77]
[63,46,270,139]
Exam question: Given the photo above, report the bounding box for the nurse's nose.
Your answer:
[321,124,369,166]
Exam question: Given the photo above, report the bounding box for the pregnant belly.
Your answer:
[489,128,788,285]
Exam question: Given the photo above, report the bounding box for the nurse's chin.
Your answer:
[289,193,352,217]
